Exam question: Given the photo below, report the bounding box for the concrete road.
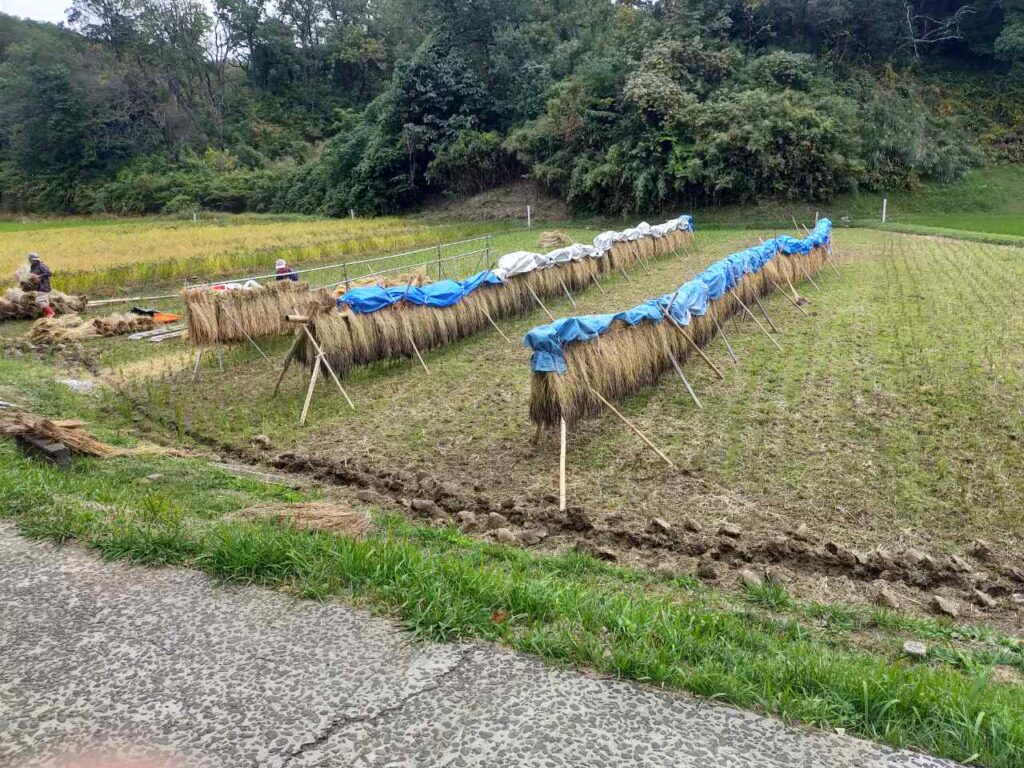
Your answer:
[0,523,957,768]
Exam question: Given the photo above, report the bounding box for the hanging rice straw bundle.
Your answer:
[182,280,333,346]
[526,227,831,426]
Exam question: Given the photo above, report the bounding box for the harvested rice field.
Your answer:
[5,220,1024,768]
[115,227,1024,627]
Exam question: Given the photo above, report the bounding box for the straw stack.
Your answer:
[27,313,158,344]
[528,241,830,426]
[182,280,333,346]
[0,288,88,320]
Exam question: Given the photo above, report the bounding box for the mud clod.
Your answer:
[717,523,741,538]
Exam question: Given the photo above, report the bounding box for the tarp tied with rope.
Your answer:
[336,215,695,316]
[524,219,832,374]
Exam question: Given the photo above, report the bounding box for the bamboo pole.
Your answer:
[558,276,577,308]
[729,289,783,352]
[526,284,557,322]
[299,356,321,425]
[795,258,821,292]
[751,294,780,334]
[407,330,430,374]
[480,303,513,344]
[273,333,303,395]
[660,307,725,380]
[584,382,675,468]
[712,315,739,364]
[618,265,634,284]
[222,310,272,363]
[768,277,810,316]
[191,350,203,382]
[590,273,607,295]
[665,344,703,409]
[559,417,567,511]
[300,325,355,410]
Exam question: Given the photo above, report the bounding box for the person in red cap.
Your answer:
[27,253,55,318]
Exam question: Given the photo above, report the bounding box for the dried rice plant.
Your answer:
[537,230,572,249]
[0,412,181,458]
[0,288,88,320]
[338,268,431,295]
[298,255,606,375]
[27,313,159,344]
[182,280,334,346]
[529,245,829,426]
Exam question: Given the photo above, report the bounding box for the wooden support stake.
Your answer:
[406,330,430,374]
[480,304,513,344]
[711,315,739,364]
[526,284,556,322]
[584,382,675,468]
[559,417,567,511]
[223,311,272,363]
[665,345,702,409]
[299,356,321,426]
[751,294,780,334]
[796,258,821,292]
[618,265,634,284]
[590,272,607,295]
[300,325,355,410]
[660,308,725,380]
[191,350,203,382]
[273,333,304,396]
[729,289,783,352]
[768,277,810,317]
[558,276,577,308]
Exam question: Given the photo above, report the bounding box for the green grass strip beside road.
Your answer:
[0,446,1021,768]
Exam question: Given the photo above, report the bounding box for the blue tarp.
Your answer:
[524,219,832,373]
[337,213,696,315]
[338,269,504,314]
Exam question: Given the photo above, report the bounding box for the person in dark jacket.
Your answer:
[275,258,299,282]
[27,253,55,318]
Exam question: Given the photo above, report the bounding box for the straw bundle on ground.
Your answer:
[27,313,158,344]
[0,288,88,320]
[1,411,183,458]
[183,280,333,346]
[537,230,572,249]
[527,233,831,427]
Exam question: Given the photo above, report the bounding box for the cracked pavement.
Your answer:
[0,523,959,768]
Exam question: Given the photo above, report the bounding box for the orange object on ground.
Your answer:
[153,312,182,324]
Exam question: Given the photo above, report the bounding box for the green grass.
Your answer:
[0,444,1021,767]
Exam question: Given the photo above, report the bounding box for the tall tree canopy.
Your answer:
[0,0,1018,214]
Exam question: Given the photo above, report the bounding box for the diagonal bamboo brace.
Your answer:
[660,307,726,380]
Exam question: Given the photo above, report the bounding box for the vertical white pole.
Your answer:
[815,210,819,224]
[349,209,355,219]
[559,417,567,512]
[527,205,532,229]
[882,198,888,224]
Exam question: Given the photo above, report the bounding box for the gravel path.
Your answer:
[0,523,958,768]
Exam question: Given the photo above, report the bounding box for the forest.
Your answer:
[0,0,1021,216]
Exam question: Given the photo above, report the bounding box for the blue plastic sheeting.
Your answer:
[337,269,503,314]
[524,219,832,373]
[337,213,696,315]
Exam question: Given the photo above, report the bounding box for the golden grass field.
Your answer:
[1,215,492,296]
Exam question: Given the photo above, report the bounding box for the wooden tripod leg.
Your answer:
[559,417,567,512]
[298,325,355,409]
[618,265,634,284]
[299,355,322,426]
[273,334,303,396]
[590,273,607,295]
[797,258,821,291]
[191,349,203,382]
